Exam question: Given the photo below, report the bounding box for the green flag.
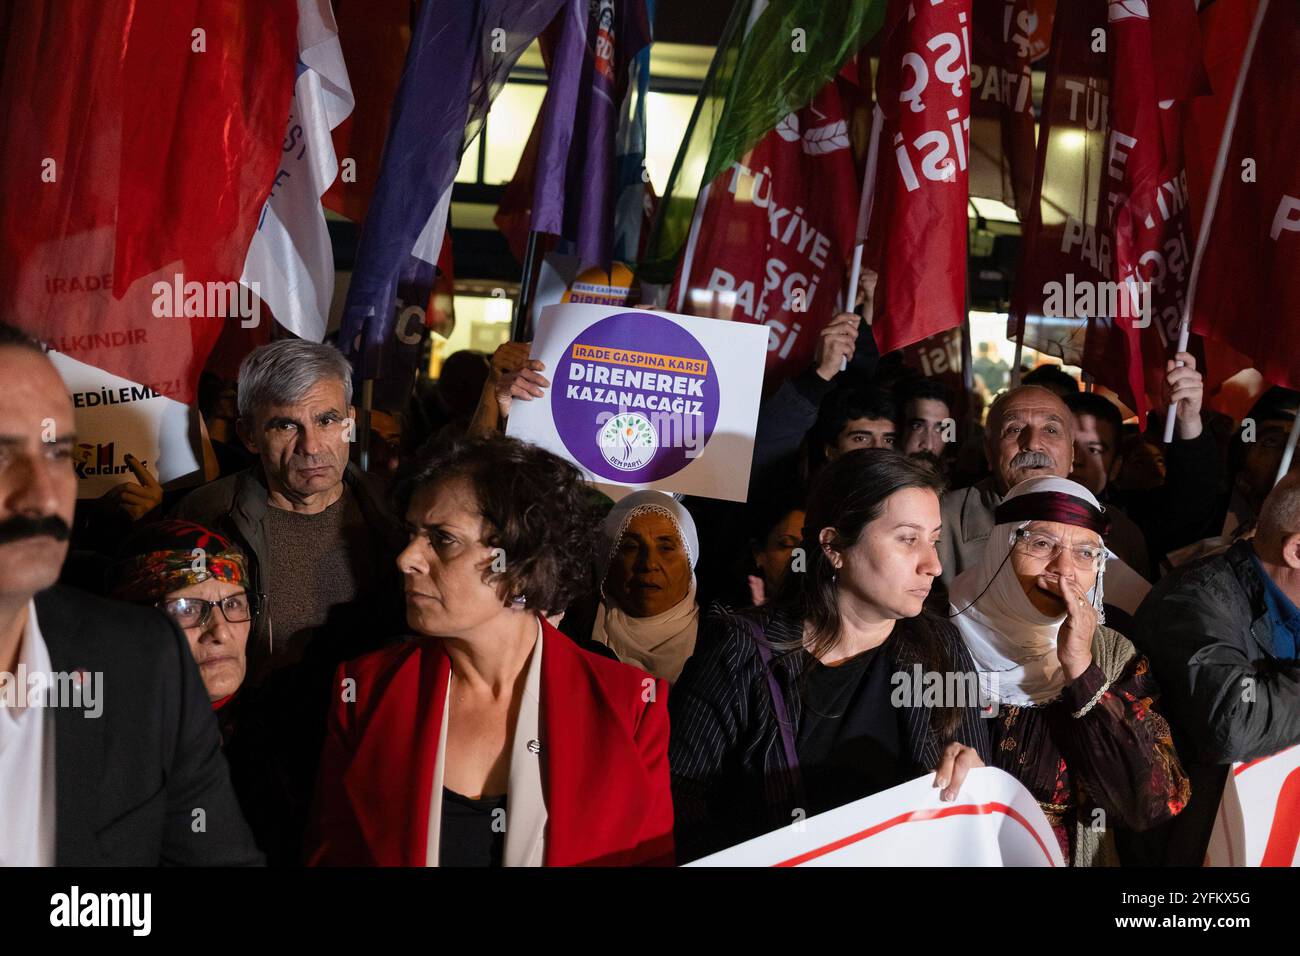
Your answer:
[640,0,886,283]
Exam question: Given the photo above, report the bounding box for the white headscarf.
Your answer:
[949,476,1110,706]
[592,491,700,683]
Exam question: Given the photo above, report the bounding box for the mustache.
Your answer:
[0,514,71,546]
[1010,450,1054,470]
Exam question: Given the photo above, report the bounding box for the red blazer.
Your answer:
[306,617,674,866]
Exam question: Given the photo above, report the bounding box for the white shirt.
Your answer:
[0,601,57,866]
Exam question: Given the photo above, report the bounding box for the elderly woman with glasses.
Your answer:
[109,519,260,727]
[948,476,1189,866]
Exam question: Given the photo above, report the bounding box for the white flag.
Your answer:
[241,0,354,341]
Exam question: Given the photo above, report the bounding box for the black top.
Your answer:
[439,789,507,867]
[796,642,906,817]
[668,603,994,863]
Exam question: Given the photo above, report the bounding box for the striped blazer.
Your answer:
[668,602,993,862]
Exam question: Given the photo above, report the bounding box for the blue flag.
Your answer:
[339,0,567,379]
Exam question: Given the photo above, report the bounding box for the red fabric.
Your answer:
[305,617,675,867]
[1095,0,1207,421]
[321,0,413,224]
[1172,0,1259,414]
[866,0,972,356]
[993,490,1111,536]
[0,0,296,405]
[1189,0,1300,394]
[1009,0,1206,420]
[671,76,862,388]
[968,0,1036,221]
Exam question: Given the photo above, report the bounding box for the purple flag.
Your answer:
[530,0,651,270]
[339,0,566,379]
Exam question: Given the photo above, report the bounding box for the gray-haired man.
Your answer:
[174,339,404,682]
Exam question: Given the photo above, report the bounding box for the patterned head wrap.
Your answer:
[109,520,250,604]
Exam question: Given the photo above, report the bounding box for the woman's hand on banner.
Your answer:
[932,741,983,802]
[105,453,163,521]
[814,312,859,381]
[1162,351,1204,440]
[492,341,549,419]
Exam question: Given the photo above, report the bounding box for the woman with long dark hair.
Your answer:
[668,450,992,862]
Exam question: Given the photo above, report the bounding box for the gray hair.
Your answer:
[236,339,353,419]
[1258,471,1300,547]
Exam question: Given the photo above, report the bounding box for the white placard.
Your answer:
[49,349,202,499]
[506,304,768,503]
[1207,743,1300,867]
[687,767,1064,867]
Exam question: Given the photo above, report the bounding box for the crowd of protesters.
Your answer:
[2,309,1298,868]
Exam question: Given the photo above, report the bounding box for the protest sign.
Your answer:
[49,349,203,499]
[1207,744,1300,867]
[506,304,767,502]
[687,767,1063,867]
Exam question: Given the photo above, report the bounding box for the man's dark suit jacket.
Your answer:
[35,585,263,865]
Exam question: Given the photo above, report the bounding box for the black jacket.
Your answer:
[668,603,993,862]
[1131,541,1300,864]
[36,585,262,866]
[171,461,406,672]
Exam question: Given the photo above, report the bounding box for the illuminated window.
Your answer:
[483,84,548,185]
[428,294,515,378]
[645,91,697,194]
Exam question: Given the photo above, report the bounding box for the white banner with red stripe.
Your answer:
[1207,744,1300,867]
[687,767,1063,867]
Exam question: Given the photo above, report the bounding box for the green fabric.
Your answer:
[640,0,886,283]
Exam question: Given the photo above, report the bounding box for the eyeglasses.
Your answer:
[156,592,261,629]
[1012,529,1104,569]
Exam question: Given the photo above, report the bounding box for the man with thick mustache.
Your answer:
[0,323,260,865]
[936,385,1149,598]
[173,339,405,682]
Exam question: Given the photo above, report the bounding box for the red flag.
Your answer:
[1098,0,1207,420]
[969,0,1036,221]
[1189,0,1300,393]
[1182,0,1261,406]
[324,0,420,224]
[0,0,296,405]
[1009,0,1205,420]
[865,0,972,356]
[670,76,862,386]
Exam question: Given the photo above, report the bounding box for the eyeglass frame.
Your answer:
[154,590,264,630]
[1010,527,1106,570]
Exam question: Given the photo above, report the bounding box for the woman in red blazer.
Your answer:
[307,437,673,867]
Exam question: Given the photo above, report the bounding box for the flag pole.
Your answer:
[843,103,885,370]
[1275,412,1300,487]
[510,229,542,342]
[1161,0,1269,444]
[358,378,374,472]
[1010,323,1025,388]
[845,104,884,313]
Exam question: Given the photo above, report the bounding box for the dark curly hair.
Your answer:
[394,435,602,616]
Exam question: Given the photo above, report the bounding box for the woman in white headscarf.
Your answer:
[592,491,700,682]
[949,476,1188,866]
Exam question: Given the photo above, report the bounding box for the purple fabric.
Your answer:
[339,0,566,378]
[531,0,651,269]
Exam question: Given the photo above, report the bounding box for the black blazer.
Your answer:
[35,585,263,865]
